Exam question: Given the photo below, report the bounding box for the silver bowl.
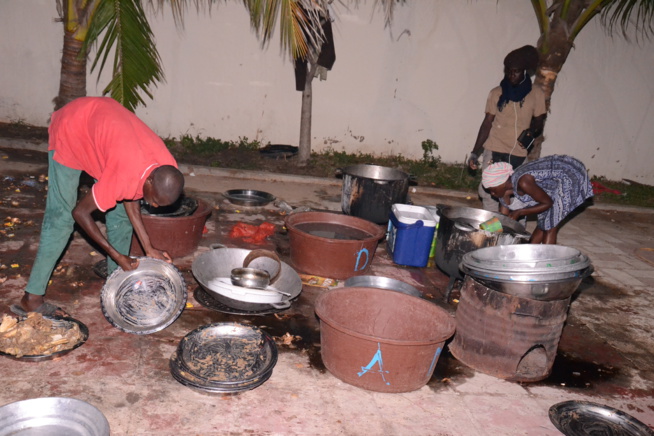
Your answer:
[0,397,110,436]
[101,257,187,334]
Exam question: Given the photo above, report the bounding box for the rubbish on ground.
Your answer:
[300,274,338,288]
[591,180,622,196]
[229,222,276,244]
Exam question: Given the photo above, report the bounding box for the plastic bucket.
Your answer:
[315,287,455,393]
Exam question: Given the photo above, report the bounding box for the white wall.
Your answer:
[1,1,653,184]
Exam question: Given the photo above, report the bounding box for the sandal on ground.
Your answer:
[10,302,70,318]
[92,259,108,279]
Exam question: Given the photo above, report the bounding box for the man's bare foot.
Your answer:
[21,292,45,312]
[11,292,69,317]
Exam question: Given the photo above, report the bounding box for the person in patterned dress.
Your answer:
[481,155,593,244]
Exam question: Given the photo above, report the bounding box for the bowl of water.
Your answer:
[285,211,385,279]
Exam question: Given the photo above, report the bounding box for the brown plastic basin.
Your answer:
[315,287,455,393]
[131,198,212,259]
[284,211,385,280]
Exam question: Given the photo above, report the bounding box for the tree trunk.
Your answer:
[298,62,318,166]
[529,17,576,160]
[53,30,87,111]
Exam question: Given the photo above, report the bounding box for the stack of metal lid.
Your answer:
[169,323,278,393]
[461,244,591,282]
[460,245,593,301]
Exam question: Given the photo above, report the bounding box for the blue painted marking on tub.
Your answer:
[427,347,442,376]
[354,248,370,271]
[357,342,390,385]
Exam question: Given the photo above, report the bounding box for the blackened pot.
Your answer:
[339,164,410,225]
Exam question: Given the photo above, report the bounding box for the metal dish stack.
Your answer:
[460,245,593,301]
[169,323,278,393]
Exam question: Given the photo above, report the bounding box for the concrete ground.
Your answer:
[0,140,653,435]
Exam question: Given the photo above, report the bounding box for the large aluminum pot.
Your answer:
[435,205,530,281]
[338,164,411,224]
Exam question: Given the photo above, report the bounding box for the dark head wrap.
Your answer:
[497,45,539,111]
[504,45,539,72]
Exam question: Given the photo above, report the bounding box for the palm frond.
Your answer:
[600,0,654,41]
[243,0,326,61]
[84,0,165,111]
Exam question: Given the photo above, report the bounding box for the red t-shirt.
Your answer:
[48,97,178,212]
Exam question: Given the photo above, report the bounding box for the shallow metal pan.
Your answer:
[344,275,422,299]
[223,189,275,207]
[549,400,654,436]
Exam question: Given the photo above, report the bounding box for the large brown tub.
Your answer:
[284,211,385,280]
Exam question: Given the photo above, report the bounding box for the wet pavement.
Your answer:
[0,142,653,435]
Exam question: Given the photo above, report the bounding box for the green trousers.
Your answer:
[26,151,133,296]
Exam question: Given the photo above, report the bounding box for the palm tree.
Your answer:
[528,0,654,157]
[54,0,169,112]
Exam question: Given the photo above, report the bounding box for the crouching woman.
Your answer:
[481,155,593,244]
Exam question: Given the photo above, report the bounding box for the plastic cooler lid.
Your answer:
[391,204,436,226]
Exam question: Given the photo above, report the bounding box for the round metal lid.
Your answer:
[461,244,591,274]
[101,257,187,335]
[549,400,654,436]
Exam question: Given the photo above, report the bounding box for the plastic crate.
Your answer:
[387,204,436,267]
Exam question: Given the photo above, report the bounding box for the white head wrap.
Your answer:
[482,162,514,188]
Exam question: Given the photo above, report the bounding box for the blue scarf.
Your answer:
[497,76,532,112]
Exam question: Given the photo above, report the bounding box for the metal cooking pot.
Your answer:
[338,164,413,225]
[435,205,530,291]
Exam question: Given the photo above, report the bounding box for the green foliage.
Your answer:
[421,139,440,167]
[85,0,164,112]
[164,134,265,155]
[590,177,654,208]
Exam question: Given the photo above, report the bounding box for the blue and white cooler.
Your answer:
[387,204,437,267]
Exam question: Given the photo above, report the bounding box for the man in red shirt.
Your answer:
[12,97,184,316]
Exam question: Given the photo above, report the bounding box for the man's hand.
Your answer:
[145,248,173,263]
[116,254,140,271]
[468,153,480,170]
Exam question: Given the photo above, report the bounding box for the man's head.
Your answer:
[142,165,185,208]
[503,45,539,86]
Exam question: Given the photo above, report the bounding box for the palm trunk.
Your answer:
[298,62,318,166]
[530,19,575,160]
[54,30,87,111]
